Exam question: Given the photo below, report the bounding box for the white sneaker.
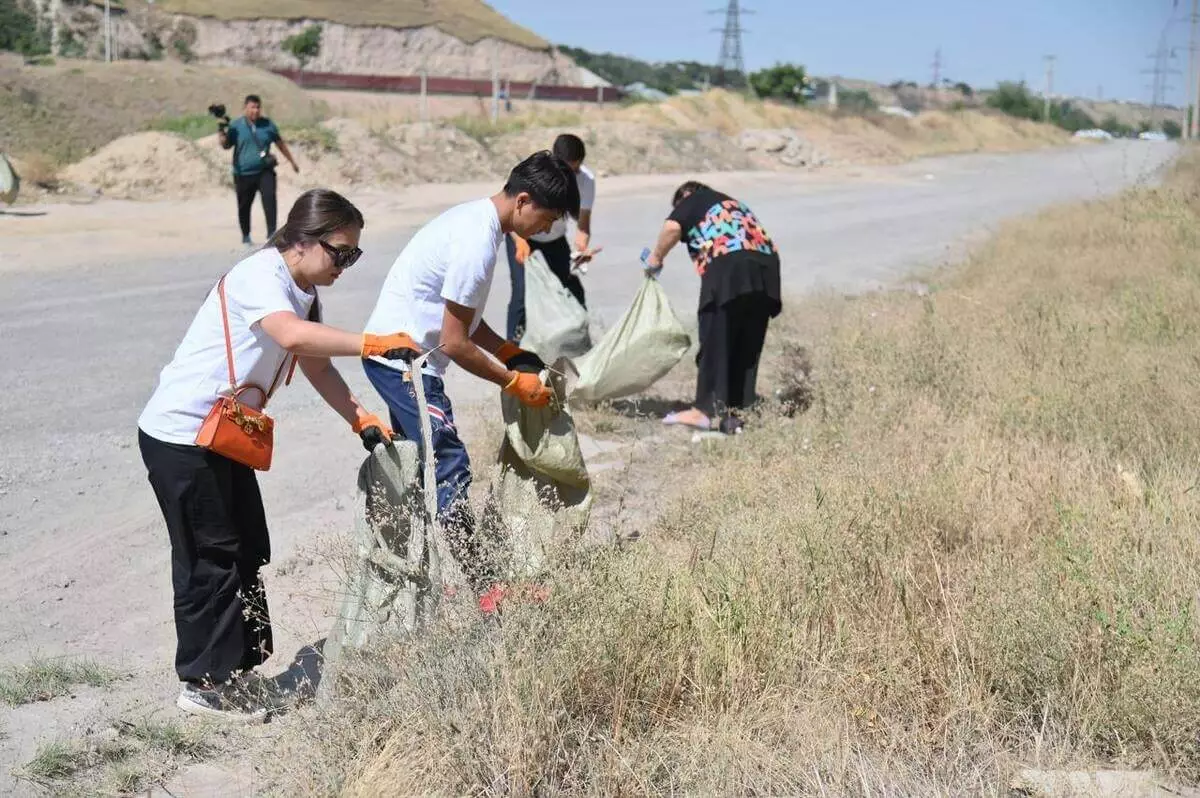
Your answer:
[176,681,268,724]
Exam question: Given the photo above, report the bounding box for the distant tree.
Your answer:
[1048,101,1096,133]
[985,81,1096,132]
[1100,114,1133,137]
[986,81,1042,121]
[171,20,197,63]
[0,0,50,57]
[1162,119,1183,139]
[954,81,974,97]
[282,24,322,78]
[558,44,723,94]
[838,88,879,114]
[748,63,809,104]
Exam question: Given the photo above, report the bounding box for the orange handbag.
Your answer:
[194,275,297,471]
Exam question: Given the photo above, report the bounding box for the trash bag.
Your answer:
[482,359,591,578]
[520,250,591,363]
[324,439,430,667]
[567,276,691,404]
[0,154,19,206]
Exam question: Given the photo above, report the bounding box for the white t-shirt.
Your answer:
[363,198,502,377]
[530,164,595,244]
[138,248,316,445]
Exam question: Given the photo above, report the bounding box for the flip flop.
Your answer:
[662,410,712,430]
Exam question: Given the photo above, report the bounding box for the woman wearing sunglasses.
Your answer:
[136,188,419,723]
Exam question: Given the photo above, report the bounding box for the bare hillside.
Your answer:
[151,0,549,48]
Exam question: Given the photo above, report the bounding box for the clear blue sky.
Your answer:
[491,0,1184,106]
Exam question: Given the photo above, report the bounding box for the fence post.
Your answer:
[420,69,428,122]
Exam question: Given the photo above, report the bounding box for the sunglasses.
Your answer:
[319,240,363,270]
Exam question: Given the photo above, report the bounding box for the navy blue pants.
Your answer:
[363,361,487,583]
[504,233,585,341]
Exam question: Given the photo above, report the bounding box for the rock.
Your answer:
[737,129,791,153]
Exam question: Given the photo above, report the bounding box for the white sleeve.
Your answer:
[440,232,496,310]
[227,262,296,328]
[579,171,596,211]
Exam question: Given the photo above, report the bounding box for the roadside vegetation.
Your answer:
[265,143,1200,796]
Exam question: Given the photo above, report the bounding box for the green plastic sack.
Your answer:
[567,276,691,404]
[324,440,429,665]
[519,250,591,363]
[482,361,591,578]
[0,154,20,206]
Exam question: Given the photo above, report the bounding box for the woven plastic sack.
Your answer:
[0,154,19,205]
[520,250,591,363]
[567,276,691,404]
[324,439,430,666]
[482,360,591,578]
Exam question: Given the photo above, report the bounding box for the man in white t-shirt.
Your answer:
[503,134,599,341]
[362,150,580,587]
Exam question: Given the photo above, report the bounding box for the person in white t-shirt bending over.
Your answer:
[503,134,598,341]
[137,189,420,723]
[362,150,580,590]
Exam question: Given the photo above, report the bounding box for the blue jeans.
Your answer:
[363,361,486,582]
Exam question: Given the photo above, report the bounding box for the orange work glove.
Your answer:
[495,340,546,373]
[512,234,531,266]
[503,371,552,408]
[352,413,394,452]
[361,332,421,362]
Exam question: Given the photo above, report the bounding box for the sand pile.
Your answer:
[60,132,228,199]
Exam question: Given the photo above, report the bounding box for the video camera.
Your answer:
[207,103,230,132]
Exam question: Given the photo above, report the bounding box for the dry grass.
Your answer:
[149,0,548,49]
[273,152,1199,795]
[15,718,218,795]
[0,657,120,706]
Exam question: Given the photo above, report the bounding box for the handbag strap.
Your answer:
[215,274,295,409]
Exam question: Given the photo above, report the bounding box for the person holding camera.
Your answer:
[217,94,300,246]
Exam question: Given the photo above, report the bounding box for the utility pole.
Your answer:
[710,0,752,89]
[931,47,942,92]
[104,0,111,62]
[1042,54,1056,121]
[1144,35,1181,127]
[1190,0,1200,138]
[490,40,499,123]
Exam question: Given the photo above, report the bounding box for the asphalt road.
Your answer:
[0,140,1177,671]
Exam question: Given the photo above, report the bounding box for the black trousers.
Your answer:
[695,292,774,419]
[234,169,278,240]
[138,430,273,685]
[504,234,585,341]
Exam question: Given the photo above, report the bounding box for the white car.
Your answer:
[1138,130,1169,142]
[1074,129,1113,140]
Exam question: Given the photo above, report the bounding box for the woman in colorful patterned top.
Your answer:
[645,181,782,435]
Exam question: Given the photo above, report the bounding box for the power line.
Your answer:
[710,0,752,88]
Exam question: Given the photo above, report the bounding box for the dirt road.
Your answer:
[0,140,1176,792]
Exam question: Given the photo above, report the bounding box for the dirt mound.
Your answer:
[272,118,498,191]
[60,132,226,199]
[491,122,757,176]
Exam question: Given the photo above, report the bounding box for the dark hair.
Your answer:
[271,189,364,252]
[245,94,262,105]
[504,150,581,219]
[552,133,586,164]
[672,180,711,207]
